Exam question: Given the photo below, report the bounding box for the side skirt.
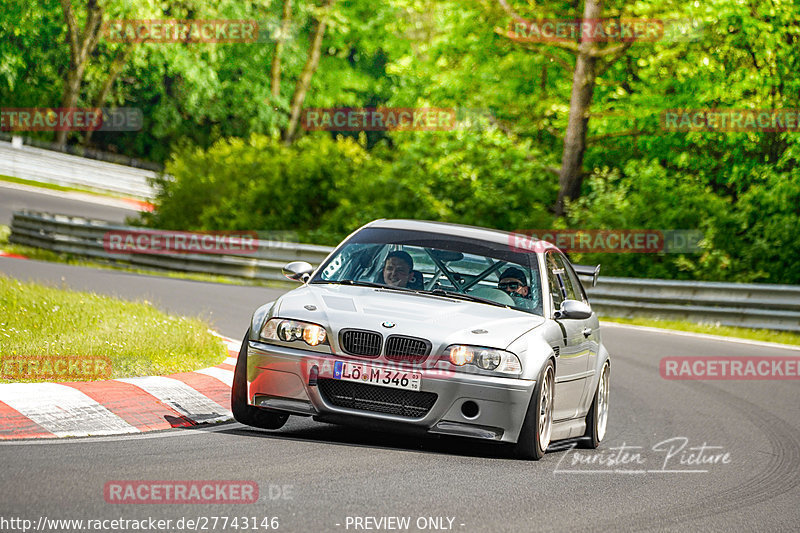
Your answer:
[551,418,587,442]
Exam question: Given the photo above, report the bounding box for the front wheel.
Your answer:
[513,360,555,460]
[231,330,289,430]
[582,361,610,448]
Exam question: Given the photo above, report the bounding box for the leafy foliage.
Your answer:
[144,129,558,245]
[4,0,799,282]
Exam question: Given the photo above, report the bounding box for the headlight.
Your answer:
[443,345,522,375]
[260,318,328,347]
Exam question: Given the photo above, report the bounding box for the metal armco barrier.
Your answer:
[0,139,156,199]
[8,210,800,332]
[585,278,800,333]
[9,211,332,282]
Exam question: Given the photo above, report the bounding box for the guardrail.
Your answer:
[0,132,162,171]
[8,211,332,282]
[586,278,800,333]
[7,210,800,332]
[0,139,157,199]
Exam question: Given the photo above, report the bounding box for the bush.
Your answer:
[143,134,382,234]
[309,128,559,242]
[568,158,800,284]
[143,129,559,245]
[141,131,799,284]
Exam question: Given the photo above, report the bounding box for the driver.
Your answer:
[382,250,417,288]
[498,267,531,299]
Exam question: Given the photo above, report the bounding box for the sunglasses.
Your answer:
[498,281,522,290]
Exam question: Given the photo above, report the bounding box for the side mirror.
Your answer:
[554,299,592,320]
[282,261,314,283]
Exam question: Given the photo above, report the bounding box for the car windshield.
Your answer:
[310,227,543,316]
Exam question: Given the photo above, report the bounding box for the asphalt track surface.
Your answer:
[2,190,799,532]
[0,182,139,225]
[1,256,799,532]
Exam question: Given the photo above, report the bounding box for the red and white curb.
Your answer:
[0,251,29,259]
[0,335,241,440]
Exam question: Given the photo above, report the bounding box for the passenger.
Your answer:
[498,266,542,312]
[498,267,532,299]
[382,250,417,288]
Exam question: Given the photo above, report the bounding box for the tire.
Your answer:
[231,330,289,430]
[513,360,555,460]
[581,361,609,449]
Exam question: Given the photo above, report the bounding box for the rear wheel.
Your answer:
[231,330,289,430]
[582,361,609,448]
[513,360,554,460]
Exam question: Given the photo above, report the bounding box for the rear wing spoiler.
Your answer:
[573,264,600,287]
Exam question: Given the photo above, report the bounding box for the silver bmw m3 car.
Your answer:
[232,219,610,459]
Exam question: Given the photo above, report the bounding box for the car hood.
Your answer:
[272,284,544,351]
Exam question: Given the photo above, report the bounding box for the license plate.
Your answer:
[333,361,421,391]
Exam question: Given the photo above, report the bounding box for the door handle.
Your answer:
[582,327,592,338]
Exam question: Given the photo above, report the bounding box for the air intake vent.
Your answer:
[340,329,382,357]
[552,346,560,357]
[385,335,431,364]
[318,379,437,418]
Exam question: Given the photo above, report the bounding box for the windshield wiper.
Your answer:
[426,288,509,308]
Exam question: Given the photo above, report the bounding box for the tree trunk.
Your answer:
[55,0,104,150]
[83,44,134,147]
[283,0,336,144]
[271,0,293,98]
[56,66,86,149]
[540,64,547,96]
[554,0,602,216]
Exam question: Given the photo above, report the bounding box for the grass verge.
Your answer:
[600,316,800,347]
[0,173,84,194]
[0,273,228,383]
[0,173,148,203]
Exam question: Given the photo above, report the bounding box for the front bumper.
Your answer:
[245,340,536,443]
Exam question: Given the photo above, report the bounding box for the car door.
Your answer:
[562,256,600,380]
[545,251,593,421]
